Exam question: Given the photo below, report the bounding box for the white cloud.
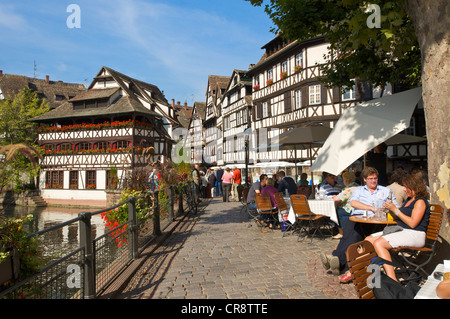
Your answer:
[92,0,263,97]
[0,3,29,31]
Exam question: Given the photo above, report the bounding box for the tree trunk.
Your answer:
[406,0,450,266]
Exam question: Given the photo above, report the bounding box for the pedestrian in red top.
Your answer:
[232,166,241,201]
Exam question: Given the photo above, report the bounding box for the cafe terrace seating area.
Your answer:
[240,187,447,299]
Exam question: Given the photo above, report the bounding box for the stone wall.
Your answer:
[106,190,123,208]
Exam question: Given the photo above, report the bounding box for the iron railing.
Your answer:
[0,181,198,299]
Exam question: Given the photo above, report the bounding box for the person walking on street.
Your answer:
[208,169,217,198]
[192,164,201,203]
[232,166,241,201]
[215,167,224,197]
[221,168,233,202]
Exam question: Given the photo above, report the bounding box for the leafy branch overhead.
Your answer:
[246,0,421,88]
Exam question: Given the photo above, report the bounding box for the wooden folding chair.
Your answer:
[290,194,330,242]
[346,241,378,299]
[274,192,294,236]
[254,193,277,232]
[392,203,444,277]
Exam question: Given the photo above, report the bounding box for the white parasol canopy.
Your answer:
[310,87,423,175]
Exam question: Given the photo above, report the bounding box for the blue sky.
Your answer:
[0,0,275,105]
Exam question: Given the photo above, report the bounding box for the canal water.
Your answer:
[1,204,107,255]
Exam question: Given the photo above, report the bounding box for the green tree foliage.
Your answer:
[0,88,50,146]
[0,89,49,192]
[246,0,421,89]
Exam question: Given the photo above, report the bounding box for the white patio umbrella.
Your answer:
[251,161,296,168]
[310,87,423,175]
[384,133,426,145]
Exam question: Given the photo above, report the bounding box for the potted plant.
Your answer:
[0,246,20,286]
[1,215,47,290]
[294,65,303,73]
[266,79,273,86]
[280,71,288,79]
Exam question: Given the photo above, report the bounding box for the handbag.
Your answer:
[370,257,422,299]
[382,225,403,235]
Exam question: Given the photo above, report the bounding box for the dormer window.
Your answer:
[73,98,109,110]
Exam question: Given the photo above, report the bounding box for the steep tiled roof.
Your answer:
[30,94,162,122]
[0,72,85,108]
[69,87,119,101]
[193,101,207,121]
[248,35,324,73]
[173,102,193,129]
[30,66,174,123]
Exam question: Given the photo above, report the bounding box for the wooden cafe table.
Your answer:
[349,214,397,225]
[350,213,397,236]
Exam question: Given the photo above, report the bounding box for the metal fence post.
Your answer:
[178,186,184,215]
[153,190,161,236]
[128,197,139,259]
[168,186,174,221]
[79,212,96,299]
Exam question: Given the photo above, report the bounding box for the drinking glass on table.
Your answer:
[373,200,382,218]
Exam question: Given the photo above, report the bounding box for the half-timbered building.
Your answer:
[186,101,206,164]
[219,69,252,166]
[31,66,177,206]
[247,35,372,165]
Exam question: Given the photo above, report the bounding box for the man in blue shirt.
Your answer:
[320,167,399,282]
[318,173,343,196]
[276,171,297,195]
[350,172,398,215]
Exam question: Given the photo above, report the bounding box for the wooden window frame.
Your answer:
[86,170,96,190]
[309,84,321,105]
[69,171,78,189]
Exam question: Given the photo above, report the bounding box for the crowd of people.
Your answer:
[147,161,444,296]
[190,165,243,202]
[238,163,433,286]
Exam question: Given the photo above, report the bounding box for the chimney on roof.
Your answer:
[184,101,187,106]
[171,99,175,106]
[0,70,3,76]
[45,75,49,83]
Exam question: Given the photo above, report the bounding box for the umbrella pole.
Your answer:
[294,145,298,182]
[309,143,316,199]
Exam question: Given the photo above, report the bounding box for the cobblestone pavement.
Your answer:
[118,198,357,299]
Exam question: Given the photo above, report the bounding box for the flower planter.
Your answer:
[0,247,20,286]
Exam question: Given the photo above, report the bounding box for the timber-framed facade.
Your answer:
[31,66,176,206]
[247,35,372,164]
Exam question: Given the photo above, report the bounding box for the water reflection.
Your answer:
[1,205,106,255]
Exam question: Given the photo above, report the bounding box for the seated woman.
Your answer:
[365,174,430,282]
[332,171,359,239]
[259,178,278,229]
